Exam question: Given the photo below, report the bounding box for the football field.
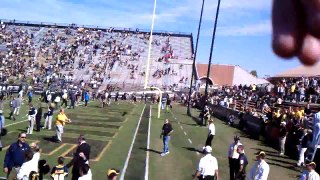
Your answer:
[0,99,303,179]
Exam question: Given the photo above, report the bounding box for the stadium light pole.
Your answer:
[144,0,157,89]
[187,0,205,116]
[202,0,221,124]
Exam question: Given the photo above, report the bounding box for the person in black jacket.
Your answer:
[35,107,42,132]
[235,145,248,180]
[67,134,91,180]
[297,129,313,167]
[279,121,288,156]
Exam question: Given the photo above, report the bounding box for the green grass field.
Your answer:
[0,98,304,179]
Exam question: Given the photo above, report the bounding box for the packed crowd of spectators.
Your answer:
[0,21,192,93]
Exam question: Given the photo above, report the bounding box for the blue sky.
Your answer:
[0,0,302,77]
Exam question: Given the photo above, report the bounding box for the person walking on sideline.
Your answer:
[192,146,219,180]
[9,97,18,121]
[84,91,89,107]
[67,135,91,180]
[27,104,37,134]
[228,136,243,180]
[43,105,54,130]
[205,118,215,147]
[3,133,30,179]
[235,145,248,180]
[55,108,71,143]
[28,90,33,104]
[279,121,288,156]
[249,151,270,180]
[160,119,173,156]
[297,129,313,167]
[300,162,320,180]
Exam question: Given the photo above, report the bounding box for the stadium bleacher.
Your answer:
[0,19,194,91]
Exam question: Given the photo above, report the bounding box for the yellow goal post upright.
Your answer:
[144,0,162,119]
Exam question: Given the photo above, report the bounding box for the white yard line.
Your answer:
[144,106,152,180]
[120,104,146,180]
[5,119,28,127]
[171,112,200,155]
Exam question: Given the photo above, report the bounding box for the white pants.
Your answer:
[44,115,53,130]
[279,136,286,154]
[298,146,307,165]
[13,107,20,115]
[56,124,64,141]
[27,116,35,134]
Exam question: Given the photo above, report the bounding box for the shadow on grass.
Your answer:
[182,147,204,154]
[179,122,199,127]
[43,136,58,143]
[267,157,296,165]
[122,112,127,116]
[190,115,204,126]
[139,147,161,154]
[17,128,27,133]
[267,162,301,173]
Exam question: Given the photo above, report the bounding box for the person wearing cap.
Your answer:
[107,169,120,180]
[160,119,173,156]
[228,136,242,180]
[249,151,270,180]
[279,121,288,156]
[235,145,248,180]
[300,162,320,180]
[193,146,219,180]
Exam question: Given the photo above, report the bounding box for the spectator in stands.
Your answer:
[4,133,30,179]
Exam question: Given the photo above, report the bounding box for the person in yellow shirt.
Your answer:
[55,108,71,143]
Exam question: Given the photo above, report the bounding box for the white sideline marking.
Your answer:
[184,131,187,136]
[180,126,183,130]
[145,106,152,180]
[120,104,146,180]
[5,119,28,127]
[188,138,192,144]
